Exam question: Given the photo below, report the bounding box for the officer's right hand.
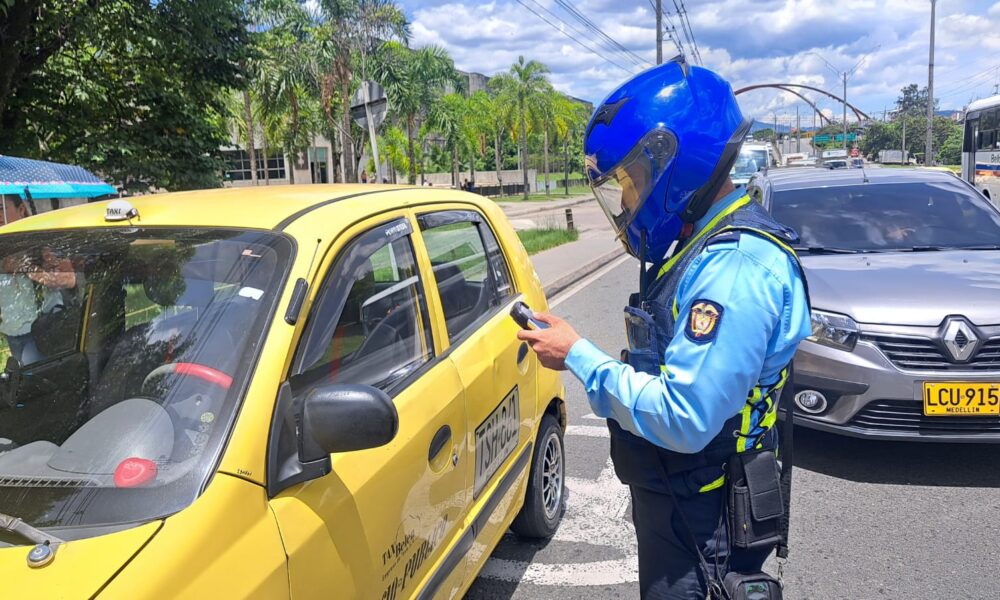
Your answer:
[517,312,581,371]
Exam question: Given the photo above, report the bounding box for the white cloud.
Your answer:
[400,0,1000,117]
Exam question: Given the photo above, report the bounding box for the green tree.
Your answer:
[424,92,467,187]
[375,41,457,184]
[2,0,251,191]
[491,56,551,199]
[937,124,963,165]
[895,83,938,117]
[317,0,408,183]
[467,90,510,196]
[375,125,409,182]
[0,0,98,127]
[858,120,899,159]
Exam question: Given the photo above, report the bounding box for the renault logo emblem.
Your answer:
[940,317,980,363]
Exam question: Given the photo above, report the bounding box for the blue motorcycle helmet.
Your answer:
[584,56,750,260]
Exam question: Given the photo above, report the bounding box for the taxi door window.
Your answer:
[294,220,433,392]
[419,211,514,342]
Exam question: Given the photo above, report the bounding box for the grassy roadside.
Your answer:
[517,227,579,255]
[498,185,592,202]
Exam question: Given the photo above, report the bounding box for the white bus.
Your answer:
[961,94,1000,207]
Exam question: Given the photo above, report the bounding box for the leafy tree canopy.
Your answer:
[1,0,250,192]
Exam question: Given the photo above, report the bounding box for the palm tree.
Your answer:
[256,11,316,183]
[491,56,551,199]
[538,91,581,195]
[469,89,509,196]
[375,41,458,184]
[318,0,408,183]
[377,125,409,183]
[425,93,467,187]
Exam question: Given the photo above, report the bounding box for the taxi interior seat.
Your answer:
[434,263,491,339]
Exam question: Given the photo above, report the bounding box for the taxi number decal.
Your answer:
[474,386,520,499]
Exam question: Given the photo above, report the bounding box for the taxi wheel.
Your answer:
[511,414,565,539]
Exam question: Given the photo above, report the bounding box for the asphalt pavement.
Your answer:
[467,257,1000,600]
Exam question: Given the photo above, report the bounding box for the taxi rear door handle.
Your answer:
[428,424,452,462]
[517,342,529,365]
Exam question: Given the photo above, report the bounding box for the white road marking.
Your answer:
[582,412,603,420]
[550,253,632,309]
[480,427,639,586]
[564,425,610,438]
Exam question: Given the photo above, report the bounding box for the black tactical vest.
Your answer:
[610,197,804,497]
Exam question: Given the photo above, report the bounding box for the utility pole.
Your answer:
[656,0,663,64]
[796,105,801,153]
[926,0,937,165]
[902,117,906,162]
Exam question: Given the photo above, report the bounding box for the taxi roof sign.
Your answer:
[105,199,139,222]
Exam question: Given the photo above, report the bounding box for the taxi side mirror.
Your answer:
[299,383,398,459]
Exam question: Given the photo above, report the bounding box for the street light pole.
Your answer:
[843,73,849,152]
[656,0,663,64]
[926,0,937,165]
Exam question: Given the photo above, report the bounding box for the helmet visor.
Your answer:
[588,128,677,238]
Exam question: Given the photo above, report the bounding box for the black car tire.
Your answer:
[511,414,565,539]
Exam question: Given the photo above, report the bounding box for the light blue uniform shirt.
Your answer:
[564,189,812,454]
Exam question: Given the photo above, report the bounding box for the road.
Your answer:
[468,257,1000,600]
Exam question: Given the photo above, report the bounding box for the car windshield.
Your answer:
[732,148,768,179]
[771,180,1000,251]
[0,228,290,543]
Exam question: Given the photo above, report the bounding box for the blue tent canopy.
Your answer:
[0,155,117,199]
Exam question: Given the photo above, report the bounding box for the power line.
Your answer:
[670,0,700,64]
[647,0,686,57]
[514,0,636,74]
[525,0,646,70]
[677,0,702,64]
[553,0,652,69]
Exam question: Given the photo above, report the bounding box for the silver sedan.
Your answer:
[750,167,1000,442]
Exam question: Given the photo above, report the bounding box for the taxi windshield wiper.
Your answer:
[902,245,942,252]
[793,246,859,255]
[0,512,64,545]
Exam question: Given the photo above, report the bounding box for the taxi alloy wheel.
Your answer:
[511,414,565,539]
[541,429,564,520]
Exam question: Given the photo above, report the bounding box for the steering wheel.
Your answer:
[142,362,233,391]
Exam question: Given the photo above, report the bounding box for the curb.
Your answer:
[542,245,627,298]
[499,196,593,218]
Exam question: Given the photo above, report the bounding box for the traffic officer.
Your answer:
[518,57,812,598]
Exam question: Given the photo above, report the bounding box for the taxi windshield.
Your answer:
[0,228,290,544]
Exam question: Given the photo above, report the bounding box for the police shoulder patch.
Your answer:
[684,299,724,343]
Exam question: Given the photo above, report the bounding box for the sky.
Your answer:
[395,0,1000,127]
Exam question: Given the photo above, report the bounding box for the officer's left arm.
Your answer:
[564,244,786,453]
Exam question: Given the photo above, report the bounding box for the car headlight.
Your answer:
[808,309,859,351]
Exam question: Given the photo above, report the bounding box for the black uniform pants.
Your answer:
[629,484,773,599]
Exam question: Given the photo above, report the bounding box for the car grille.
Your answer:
[863,334,1000,371]
[851,400,1000,434]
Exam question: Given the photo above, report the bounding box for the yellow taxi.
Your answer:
[0,185,566,598]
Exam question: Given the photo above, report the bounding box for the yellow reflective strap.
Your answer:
[713,226,800,263]
[656,195,752,280]
[737,387,762,452]
[699,475,726,493]
[672,297,679,319]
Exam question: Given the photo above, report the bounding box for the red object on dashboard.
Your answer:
[174,362,233,389]
[114,457,158,488]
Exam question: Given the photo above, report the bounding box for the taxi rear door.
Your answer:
[414,208,537,579]
[267,213,470,600]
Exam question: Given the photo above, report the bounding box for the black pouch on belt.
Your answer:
[726,449,784,550]
[722,571,783,600]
